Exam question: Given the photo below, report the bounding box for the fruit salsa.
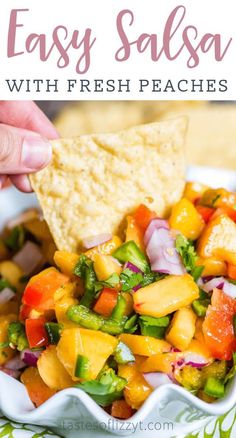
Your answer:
[1,182,236,419]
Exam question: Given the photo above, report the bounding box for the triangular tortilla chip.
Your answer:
[30,118,187,252]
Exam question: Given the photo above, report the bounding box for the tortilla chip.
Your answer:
[162,104,236,170]
[30,118,187,252]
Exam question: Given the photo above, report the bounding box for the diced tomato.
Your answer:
[228,264,236,280]
[203,288,236,360]
[23,269,69,311]
[111,400,133,419]
[133,204,156,231]
[196,205,214,223]
[212,207,236,222]
[25,318,49,348]
[93,288,118,317]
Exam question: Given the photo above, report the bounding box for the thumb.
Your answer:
[0,124,52,175]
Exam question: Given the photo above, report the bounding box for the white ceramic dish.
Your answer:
[0,165,236,438]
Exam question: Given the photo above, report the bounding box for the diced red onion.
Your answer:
[143,372,172,388]
[124,262,141,273]
[201,277,225,293]
[170,347,181,353]
[6,355,26,370]
[0,288,15,305]
[82,233,112,249]
[0,366,21,379]
[202,276,214,283]
[13,241,44,275]
[184,353,209,368]
[144,219,169,246]
[21,349,42,367]
[146,228,185,275]
[201,276,236,299]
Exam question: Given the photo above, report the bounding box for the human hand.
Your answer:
[0,101,58,192]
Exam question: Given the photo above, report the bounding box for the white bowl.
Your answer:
[0,166,236,438]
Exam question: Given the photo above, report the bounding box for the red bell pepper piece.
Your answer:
[23,269,69,311]
[196,205,214,223]
[133,204,156,231]
[203,288,236,360]
[25,318,49,349]
[93,288,118,317]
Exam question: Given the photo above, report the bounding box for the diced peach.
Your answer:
[184,182,209,203]
[166,307,196,351]
[37,346,74,390]
[169,198,204,240]
[21,367,56,407]
[54,251,80,276]
[196,257,227,277]
[93,253,121,281]
[133,274,199,318]
[139,352,181,374]
[118,361,151,410]
[198,214,236,264]
[119,334,170,357]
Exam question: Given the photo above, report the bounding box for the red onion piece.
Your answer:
[144,219,169,246]
[146,228,185,275]
[82,233,112,249]
[13,241,44,275]
[201,277,225,293]
[184,353,209,368]
[143,372,172,388]
[21,349,42,367]
[6,355,26,370]
[201,276,236,299]
[124,262,141,273]
[0,288,15,305]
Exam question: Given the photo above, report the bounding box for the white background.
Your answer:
[0,0,235,100]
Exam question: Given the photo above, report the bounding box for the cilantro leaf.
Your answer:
[0,278,16,293]
[4,225,25,252]
[94,273,120,293]
[120,268,143,292]
[175,234,204,281]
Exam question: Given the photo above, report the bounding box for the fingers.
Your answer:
[0,101,59,140]
[0,175,7,189]
[9,175,33,193]
[0,124,52,175]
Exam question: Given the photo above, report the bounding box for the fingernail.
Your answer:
[22,137,52,170]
